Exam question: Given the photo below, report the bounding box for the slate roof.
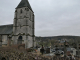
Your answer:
[16,0,33,11]
[0,24,13,35]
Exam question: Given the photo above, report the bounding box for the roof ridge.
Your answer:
[0,24,13,27]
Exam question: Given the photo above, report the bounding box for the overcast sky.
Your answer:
[0,0,80,37]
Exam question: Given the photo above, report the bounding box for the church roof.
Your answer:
[0,24,13,35]
[16,0,33,11]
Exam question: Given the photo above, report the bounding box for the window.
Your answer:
[25,8,29,11]
[20,9,22,14]
[27,8,29,11]
[25,8,26,10]
[18,36,22,40]
[18,36,22,44]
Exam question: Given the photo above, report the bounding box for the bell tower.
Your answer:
[12,0,35,48]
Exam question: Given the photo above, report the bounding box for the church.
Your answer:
[0,0,35,48]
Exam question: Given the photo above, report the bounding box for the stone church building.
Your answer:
[0,0,35,48]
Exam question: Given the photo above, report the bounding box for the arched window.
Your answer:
[20,9,22,14]
[18,36,22,44]
[18,36,22,40]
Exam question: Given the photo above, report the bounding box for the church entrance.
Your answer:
[18,36,22,44]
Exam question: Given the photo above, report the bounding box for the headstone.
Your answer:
[46,48,50,53]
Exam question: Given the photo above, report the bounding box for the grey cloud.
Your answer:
[0,0,80,36]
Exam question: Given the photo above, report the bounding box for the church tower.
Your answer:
[12,0,35,48]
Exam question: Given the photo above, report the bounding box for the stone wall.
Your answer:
[2,35,8,45]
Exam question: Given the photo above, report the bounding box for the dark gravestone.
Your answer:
[40,48,44,55]
[46,48,50,53]
[40,45,44,55]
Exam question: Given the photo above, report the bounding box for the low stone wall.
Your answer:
[10,44,25,49]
